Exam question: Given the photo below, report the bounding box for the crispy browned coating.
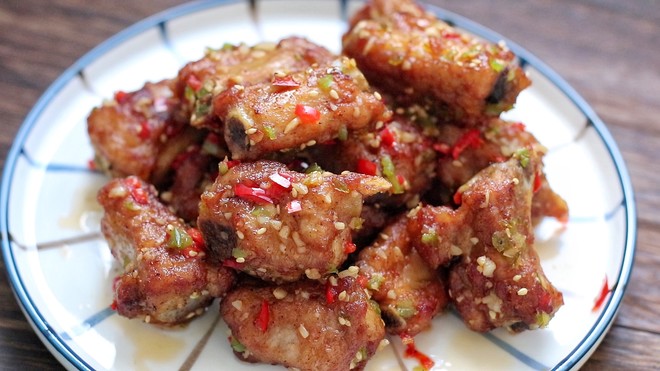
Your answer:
[177,37,334,130]
[198,160,391,282]
[97,176,234,325]
[342,0,530,124]
[409,149,563,332]
[308,113,436,210]
[214,56,390,160]
[356,216,448,335]
[433,118,568,223]
[221,276,386,371]
[87,79,192,182]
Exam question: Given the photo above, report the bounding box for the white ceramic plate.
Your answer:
[0,1,636,370]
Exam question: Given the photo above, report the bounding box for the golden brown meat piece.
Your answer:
[408,149,563,332]
[221,275,386,371]
[214,56,390,160]
[433,119,568,223]
[87,79,196,182]
[356,216,448,336]
[308,113,436,210]
[97,176,235,325]
[159,132,229,223]
[198,160,391,282]
[342,0,530,124]
[177,37,334,130]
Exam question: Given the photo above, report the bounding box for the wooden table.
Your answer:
[0,0,657,369]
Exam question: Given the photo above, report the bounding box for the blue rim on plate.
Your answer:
[0,1,637,370]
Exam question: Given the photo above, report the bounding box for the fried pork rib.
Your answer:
[308,113,436,210]
[408,150,563,332]
[97,176,234,325]
[434,118,568,222]
[177,37,334,130]
[214,56,390,160]
[342,0,530,123]
[221,276,386,371]
[356,216,448,335]
[198,160,391,282]
[87,79,200,184]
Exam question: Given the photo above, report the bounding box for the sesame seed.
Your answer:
[231,300,243,311]
[334,222,346,230]
[305,268,321,280]
[338,266,359,278]
[329,276,338,286]
[386,290,397,299]
[108,186,127,198]
[329,89,339,100]
[309,90,319,97]
[338,316,352,327]
[144,315,151,323]
[377,338,390,352]
[256,227,267,235]
[279,225,290,239]
[329,103,338,111]
[236,257,245,263]
[236,230,245,239]
[284,117,300,133]
[401,60,412,71]
[374,91,382,100]
[270,220,282,230]
[470,237,479,245]
[338,290,348,302]
[517,288,529,296]
[223,212,232,220]
[273,288,288,299]
[513,274,522,282]
[245,127,257,135]
[292,231,305,247]
[298,324,310,338]
[353,106,361,118]
[512,177,519,185]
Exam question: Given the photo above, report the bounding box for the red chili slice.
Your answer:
[401,333,435,370]
[453,190,463,205]
[187,228,206,250]
[186,74,202,91]
[326,282,337,304]
[138,120,151,140]
[452,129,483,159]
[114,90,129,104]
[356,158,378,176]
[124,177,149,205]
[380,127,395,147]
[295,104,321,125]
[234,183,274,204]
[286,200,302,214]
[533,171,543,193]
[255,300,270,332]
[592,277,610,312]
[344,241,357,254]
[269,172,292,189]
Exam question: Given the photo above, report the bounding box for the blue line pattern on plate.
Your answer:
[0,1,636,370]
[19,148,98,174]
[60,307,116,341]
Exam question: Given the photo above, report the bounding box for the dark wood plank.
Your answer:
[0,0,658,369]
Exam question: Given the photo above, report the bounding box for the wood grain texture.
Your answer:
[0,0,658,369]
